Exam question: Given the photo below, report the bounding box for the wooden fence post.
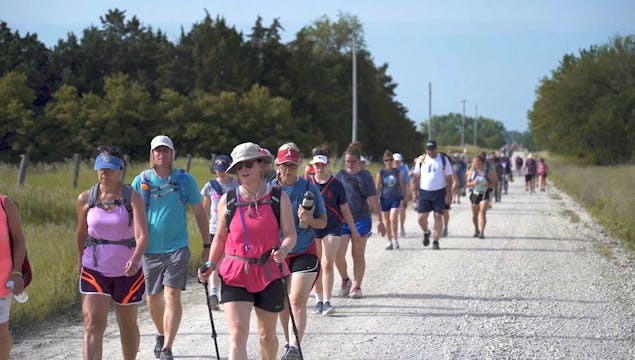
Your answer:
[121,154,130,182]
[186,154,193,173]
[72,153,80,188]
[17,154,28,186]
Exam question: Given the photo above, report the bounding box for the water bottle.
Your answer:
[6,280,29,303]
[298,191,315,229]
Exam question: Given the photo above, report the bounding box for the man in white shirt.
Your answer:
[411,140,454,249]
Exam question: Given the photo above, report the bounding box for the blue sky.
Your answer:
[2,1,634,132]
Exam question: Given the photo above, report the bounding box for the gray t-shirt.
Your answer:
[335,169,377,220]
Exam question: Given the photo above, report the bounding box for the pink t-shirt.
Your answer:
[219,190,289,292]
[82,204,136,277]
[0,195,12,297]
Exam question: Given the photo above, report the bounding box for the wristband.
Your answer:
[204,260,215,268]
[203,243,211,249]
[279,245,289,255]
[11,271,22,277]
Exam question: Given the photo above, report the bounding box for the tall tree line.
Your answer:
[0,9,425,163]
[529,35,635,165]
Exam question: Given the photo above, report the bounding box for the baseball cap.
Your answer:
[393,153,403,162]
[275,148,301,165]
[150,135,175,158]
[213,154,232,172]
[360,156,369,165]
[426,140,437,149]
[94,153,124,171]
[312,155,328,165]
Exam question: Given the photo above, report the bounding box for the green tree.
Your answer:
[0,72,35,162]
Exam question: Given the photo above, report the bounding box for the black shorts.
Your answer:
[470,192,490,205]
[220,277,285,313]
[286,253,319,274]
[525,174,535,181]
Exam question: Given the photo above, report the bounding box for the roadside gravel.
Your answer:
[11,170,634,359]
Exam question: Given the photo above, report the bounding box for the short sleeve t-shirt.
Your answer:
[200,178,239,235]
[412,153,453,191]
[334,169,377,220]
[311,176,348,229]
[131,168,202,254]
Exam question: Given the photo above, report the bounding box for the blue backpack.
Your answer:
[138,169,189,211]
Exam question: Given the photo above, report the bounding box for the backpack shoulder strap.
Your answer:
[122,185,133,226]
[209,179,224,195]
[270,186,281,226]
[174,169,189,206]
[88,184,100,208]
[225,189,237,233]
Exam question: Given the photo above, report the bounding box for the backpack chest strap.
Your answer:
[85,236,136,267]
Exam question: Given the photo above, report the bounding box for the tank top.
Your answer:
[0,195,12,297]
[82,204,136,277]
[379,168,402,199]
[219,189,290,293]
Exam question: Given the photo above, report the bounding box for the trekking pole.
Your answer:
[273,247,304,360]
[198,266,221,360]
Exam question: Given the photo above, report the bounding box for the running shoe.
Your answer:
[282,345,302,360]
[473,230,480,238]
[479,233,485,239]
[392,239,400,250]
[432,241,440,250]
[159,348,173,360]
[337,278,352,297]
[322,301,335,315]
[423,230,431,247]
[349,288,363,299]
[154,335,164,358]
[208,294,220,311]
[400,228,406,237]
[441,228,448,237]
[311,301,323,314]
[385,242,393,250]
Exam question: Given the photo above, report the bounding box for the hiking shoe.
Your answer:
[392,239,400,250]
[154,335,164,358]
[479,233,485,239]
[385,242,393,250]
[337,278,352,297]
[441,228,448,237]
[473,230,480,238]
[432,241,440,250]
[282,344,302,360]
[322,301,335,315]
[159,348,173,360]
[400,228,406,237]
[423,230,431,247]
[208,294,220,311]
[349,288,363,299]
[311,301,323,314]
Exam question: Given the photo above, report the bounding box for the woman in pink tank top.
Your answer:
[0,194,27,360]
[199,142,297,360]
[76,146,148,360]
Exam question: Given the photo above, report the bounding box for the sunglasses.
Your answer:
[383,158,393,162]
[234,159,260,171]
[96,145,121,157]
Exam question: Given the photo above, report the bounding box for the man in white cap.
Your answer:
[131,135,209,360]
[392,153,409,237]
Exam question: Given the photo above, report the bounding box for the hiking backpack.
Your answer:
[88,183,134,226]
[139,169,189,211]
[224,187,282,233]
[416,152,451,172]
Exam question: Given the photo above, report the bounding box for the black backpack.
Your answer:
[88,183,133,226]
[225,187,282,233]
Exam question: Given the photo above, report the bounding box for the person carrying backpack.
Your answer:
[198,142,296,360]
[200,154,238,310]
[131,135,209,360]
[0,194,27,360]
[466,154,498,239]
[76,145,148,360]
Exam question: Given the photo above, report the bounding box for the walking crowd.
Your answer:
[1,134,543,360]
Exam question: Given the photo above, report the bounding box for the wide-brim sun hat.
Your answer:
[94,153,124,171]
[150,135,175,159]
[226,142,272,173]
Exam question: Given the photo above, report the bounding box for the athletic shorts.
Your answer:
[525,174,535,181]
[470,192,491,205]
[285,253,319,274]
[220,277,285,313]
[80,267,145,305]
[380,197,402,212]
[342,217,372,237]
[445,204,451,210]
[417,188,446,214]
[143,247,191,295]
[315,223,342,239]
[0,296,10,323]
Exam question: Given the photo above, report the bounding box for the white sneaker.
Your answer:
[400,228,406,237]
[392,239,400,250]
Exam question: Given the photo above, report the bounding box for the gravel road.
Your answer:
[11,170,634,359]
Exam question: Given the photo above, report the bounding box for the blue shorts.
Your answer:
[342,217,372,237]
[417,188,446,214]
[380,197,402,212]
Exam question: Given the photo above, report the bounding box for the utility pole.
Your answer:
[428,82,432,140]
[351,34,358,143]
[461,99,467,148]
[474,104,478,147]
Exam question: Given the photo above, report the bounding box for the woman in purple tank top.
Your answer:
[76,145,148,360]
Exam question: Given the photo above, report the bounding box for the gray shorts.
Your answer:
[143,247,191,295]
[0,296,10,323]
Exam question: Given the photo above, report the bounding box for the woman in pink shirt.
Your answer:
[199,142,296,360]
